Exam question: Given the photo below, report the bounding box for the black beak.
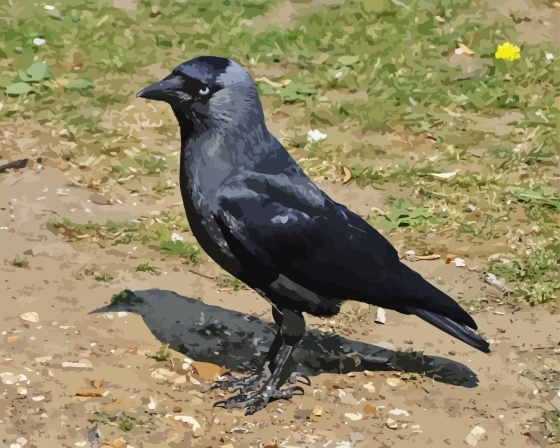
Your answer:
[136,74,184,103]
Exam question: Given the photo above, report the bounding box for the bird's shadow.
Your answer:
[90,288,480,388]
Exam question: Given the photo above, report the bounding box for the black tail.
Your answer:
[406,307,490,353]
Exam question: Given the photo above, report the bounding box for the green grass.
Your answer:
[542,406,560,442]
[88,407,162,433]
[135,262,161,276]
[487,243,560,305]
[79,264,114,282]
[146,342,171,362]
[92,270,113,282]
[47,210,192,246]
[216,271,246,290]
[159,240,204,265]
[3,0,558,306]
[11,255,29,268]
[108,289,143,308]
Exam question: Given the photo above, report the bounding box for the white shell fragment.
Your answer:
[375,307,386,324]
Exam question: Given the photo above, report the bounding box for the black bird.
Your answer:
[137,56,490,415]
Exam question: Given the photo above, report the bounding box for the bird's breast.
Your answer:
[179,170,243,277]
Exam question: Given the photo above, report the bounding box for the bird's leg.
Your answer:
[213,308,307,415]
[210,306,285,393]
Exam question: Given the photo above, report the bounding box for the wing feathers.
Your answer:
[216,173,477,330]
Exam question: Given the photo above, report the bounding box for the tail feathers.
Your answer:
[407,307,490,353]
[392,264,478,330]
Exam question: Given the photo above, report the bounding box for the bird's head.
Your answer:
[136,56,264,137]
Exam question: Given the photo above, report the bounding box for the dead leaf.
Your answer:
[458,42,474,56]
[105,438,127,447]
[173,406,182,413]
[7,335,18,341]
[75,387,107,397]
[92,379,102,389]
[342,167,352,183]
[218,287,234,292]
[310,405,323,422]
[255,76,291,88]
[191,361,222,381]
[431,172,457,180]
[59,60,74,71]
[386,378,401,387]
[446,253,457,264]
[363,404,377,415]
[416,254,440,260]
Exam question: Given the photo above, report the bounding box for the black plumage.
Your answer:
[137,56,489,415]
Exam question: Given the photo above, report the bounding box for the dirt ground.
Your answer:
[1,163,558,448]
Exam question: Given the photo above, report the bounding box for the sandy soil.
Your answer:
[0,165,558,448]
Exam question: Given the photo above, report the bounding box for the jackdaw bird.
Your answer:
[137,56,489,415]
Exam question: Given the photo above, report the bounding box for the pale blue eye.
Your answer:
[199,87,210,96]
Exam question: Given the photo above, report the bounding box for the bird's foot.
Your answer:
[209,371,269,394]
[213,386,304,415]
[288,371,311,386]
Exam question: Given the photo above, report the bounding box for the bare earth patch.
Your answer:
[0,166,558,447]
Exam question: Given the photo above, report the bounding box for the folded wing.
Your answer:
[215,172,477,329]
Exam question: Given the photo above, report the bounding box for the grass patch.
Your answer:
[487,243,560,305]
[376,197,441,229]
[146,343,171,362]
[48,210,194,247]
[216,271,246,290]
[108,289,143,308]
[88,407,162,433]
[541,403,560,443]
[159,240,204,265]
[2,0,558,307]
[93,272,113,282]
[12,255,29,269]
[135,262,161,276]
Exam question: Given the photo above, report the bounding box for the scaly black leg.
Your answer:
[210,306,286,393]
[213,308,307,415]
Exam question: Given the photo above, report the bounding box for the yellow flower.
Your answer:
[495,42,521,61]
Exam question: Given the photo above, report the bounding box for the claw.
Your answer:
[292,385,305,395]
[208,372,266,394]
[289,371,311,386]
[213,400,228,408]
[271,385,305,400]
